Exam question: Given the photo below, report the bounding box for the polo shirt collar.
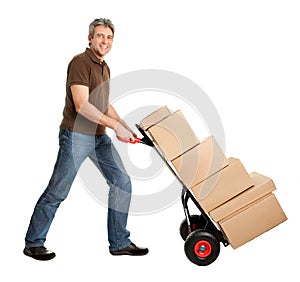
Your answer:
[85,48,106,65]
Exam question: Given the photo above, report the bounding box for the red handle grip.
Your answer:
[117,136,141,144]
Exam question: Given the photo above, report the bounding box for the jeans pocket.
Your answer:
[99,134,111,145]
[59,128,70,146]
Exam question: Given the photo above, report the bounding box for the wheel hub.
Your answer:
[194,240,212,258]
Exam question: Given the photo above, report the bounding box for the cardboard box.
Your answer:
[139,106,172,130]
[171,136,228,188]
[219,193,287,249]
[148,110,199,160]
[209,172,276,222]
[191,157,253,212]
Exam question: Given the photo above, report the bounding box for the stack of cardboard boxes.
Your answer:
[140,106,287,249]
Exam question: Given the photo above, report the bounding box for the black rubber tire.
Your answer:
[184,229,220,266]
[179,215,207,240]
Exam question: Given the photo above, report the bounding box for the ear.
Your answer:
[88,35,92,44]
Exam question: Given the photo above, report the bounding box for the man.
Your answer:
[23,18,148,260]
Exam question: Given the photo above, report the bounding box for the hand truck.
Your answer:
[120,125,230,266]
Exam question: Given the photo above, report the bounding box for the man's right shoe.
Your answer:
[23,246,56,261]
[110,243,149,256]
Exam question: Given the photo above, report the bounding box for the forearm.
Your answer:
[71,84,116,129]
[79,102,118,130]
[70,85,133,140]
[107,105,134,133]
[78,102,134,141]
[107,105,121,122]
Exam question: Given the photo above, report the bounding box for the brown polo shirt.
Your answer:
[60,48,110,135]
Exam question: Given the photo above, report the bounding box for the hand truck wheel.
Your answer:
[184,229,220,266]
[179,214,206,240]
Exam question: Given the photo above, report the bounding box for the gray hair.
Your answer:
[89,18,115,37]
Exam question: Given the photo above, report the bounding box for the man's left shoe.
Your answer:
[110,243,149,256]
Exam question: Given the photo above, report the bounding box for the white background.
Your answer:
[1,0,299,281]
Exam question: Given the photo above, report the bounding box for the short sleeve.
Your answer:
[67,55,90,88]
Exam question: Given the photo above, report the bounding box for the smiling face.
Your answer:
[88,25,114,60]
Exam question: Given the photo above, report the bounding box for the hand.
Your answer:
[120,121,137,138]
[114,122,134,142]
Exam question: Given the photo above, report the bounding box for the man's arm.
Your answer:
[71,85,134,141]
[107,105,137,136]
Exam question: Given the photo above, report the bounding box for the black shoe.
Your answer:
[23,246,56,261]
[110,243,149,256]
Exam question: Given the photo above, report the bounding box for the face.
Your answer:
[88,25,113,60]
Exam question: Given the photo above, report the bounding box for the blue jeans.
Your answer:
[25,129,132,251]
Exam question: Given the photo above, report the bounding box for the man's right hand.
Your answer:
[114,122,134,142]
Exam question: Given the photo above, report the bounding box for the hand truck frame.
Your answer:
[134,125,229,266]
